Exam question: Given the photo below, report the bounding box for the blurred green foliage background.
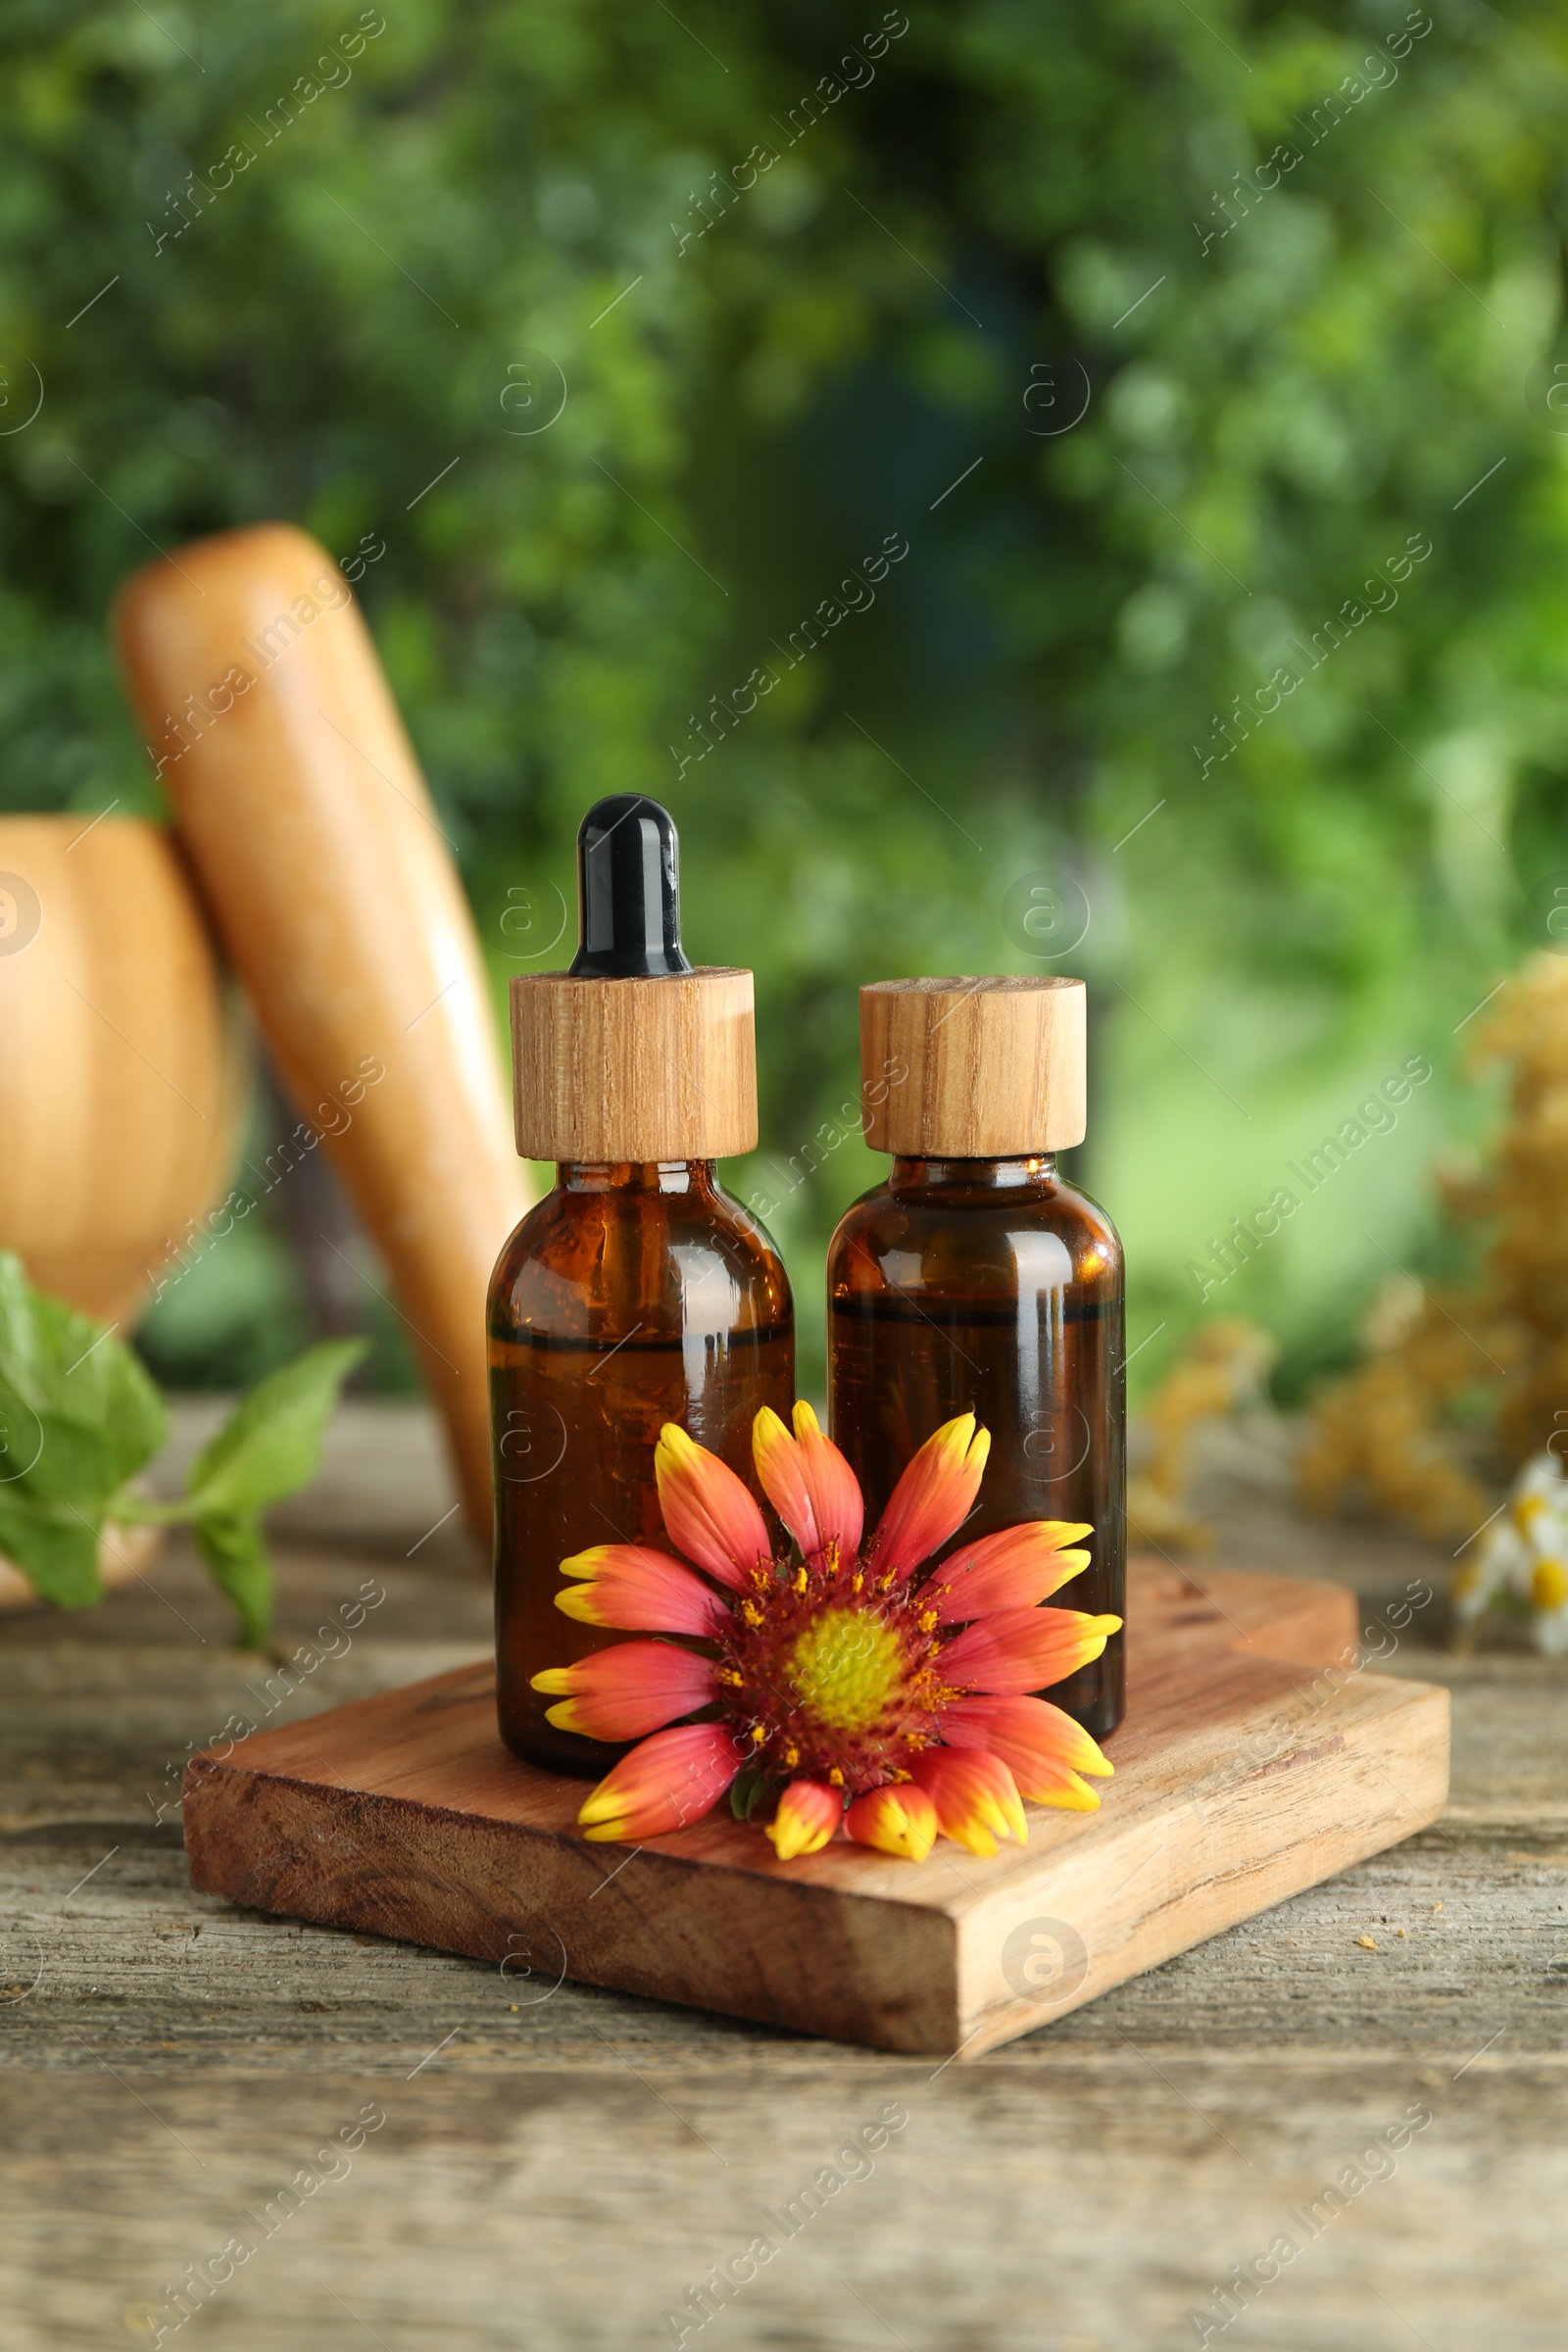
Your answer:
[3,0,1567,1404]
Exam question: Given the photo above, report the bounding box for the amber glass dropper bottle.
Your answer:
[826,976,1125,1740]
[488,796,794,1773]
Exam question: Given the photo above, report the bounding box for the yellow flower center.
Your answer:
[787,1607,904,1731]
[1532,1558,1568,1611]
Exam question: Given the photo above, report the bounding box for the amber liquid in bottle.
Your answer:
[827,1153,1125,1740]
[490,1159,794,1774]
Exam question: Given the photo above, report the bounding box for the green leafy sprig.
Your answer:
[0,1252,365,1645]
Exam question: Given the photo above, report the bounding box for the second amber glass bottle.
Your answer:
[489,798,794,1773]
[827,976,1125,1740]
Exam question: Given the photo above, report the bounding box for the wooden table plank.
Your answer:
[0,1402,1562,2349]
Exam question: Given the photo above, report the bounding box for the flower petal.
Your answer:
[844,1782,939,1861]
[532,1641,716,1740]
[908,1747,1028,1857]
[576,1722,744,1842]
[931,1523,1094,1621]
[940,1605,1122,1695]
[751,1407,816,1554]
[869,1413,991,1581]
[999,1758,1102,1810]
[791,1399,866,1557]
[764,1779,841,1860]
[752,1401,864,1564]
[655,1424,771,1590]
[938,1692,1113,1800]
[555,1544,729,1636]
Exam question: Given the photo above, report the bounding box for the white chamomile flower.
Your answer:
[1460,1450,1568,1654]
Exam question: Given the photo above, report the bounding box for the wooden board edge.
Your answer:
[182,1756,966,2054]
[948,1673,1451,2060]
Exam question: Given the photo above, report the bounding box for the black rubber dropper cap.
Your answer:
[567,795,695,979]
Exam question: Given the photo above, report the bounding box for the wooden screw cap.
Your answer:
[860,975,1087,1156]
[511,968,758,1162]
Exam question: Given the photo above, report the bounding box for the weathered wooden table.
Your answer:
[1,1404,1562,2350]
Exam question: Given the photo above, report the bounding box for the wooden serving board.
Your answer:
[182,1560,1449,2058]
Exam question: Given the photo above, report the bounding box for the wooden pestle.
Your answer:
[114,523,526,1541]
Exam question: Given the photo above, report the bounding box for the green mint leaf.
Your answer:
[0,1250,166,1501]
[193,1514,272,1649]
[184,1338,368,1521]
[0,1493,102,1608]
[0,1250,165,1605]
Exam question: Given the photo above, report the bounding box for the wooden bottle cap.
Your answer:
[511,968,758,1162]
[860,975,1087,1156]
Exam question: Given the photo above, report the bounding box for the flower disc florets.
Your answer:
[717,1548,949,1797]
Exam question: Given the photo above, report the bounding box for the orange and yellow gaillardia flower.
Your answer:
[532,1403,1120,1862]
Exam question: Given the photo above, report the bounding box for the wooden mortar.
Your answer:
[0,813,246,1322]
